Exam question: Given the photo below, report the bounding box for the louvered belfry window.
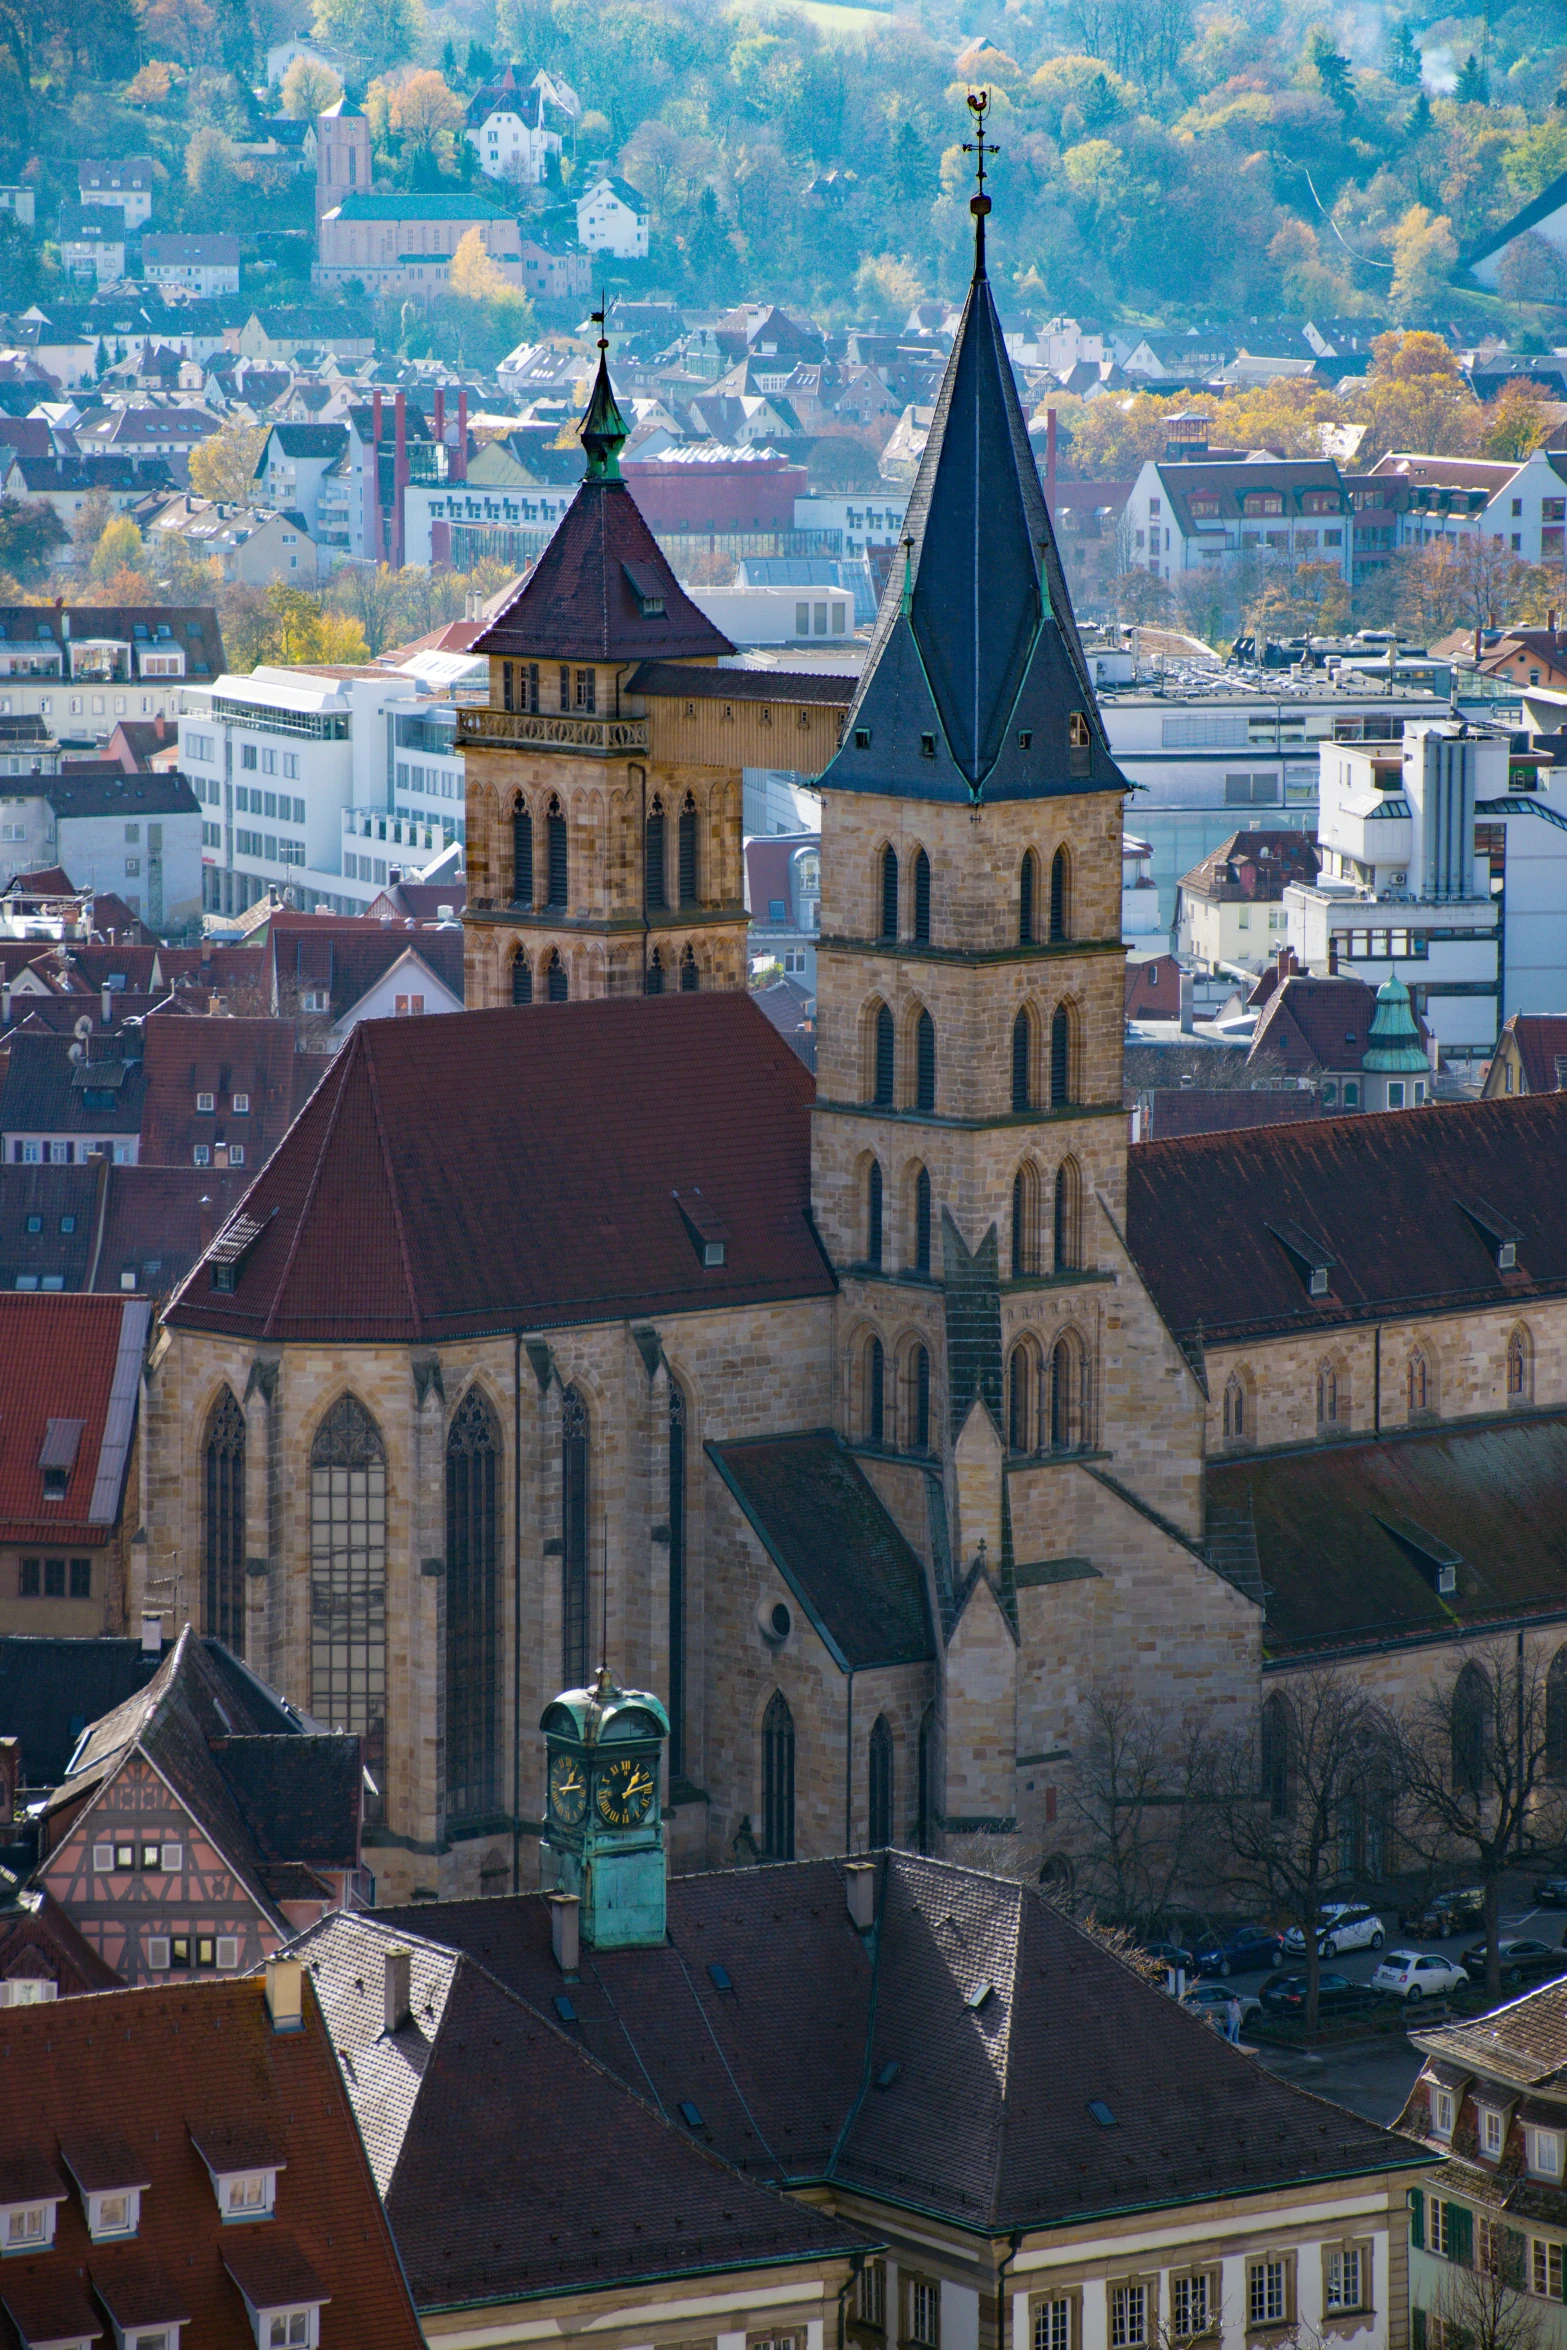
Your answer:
[678,795,699,906]
[874,1004,895,1105]
[646,798,666,909]
[880,845,899,940]
[546,800,567,907]
[913,849,930,942]
[512,803,532,906]
[916,1010,936,1111]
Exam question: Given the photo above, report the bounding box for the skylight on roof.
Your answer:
[707,1962,732,1992]
[1088,2100,1117,2128]
[678,2100,704,2129]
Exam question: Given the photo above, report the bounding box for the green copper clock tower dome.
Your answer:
[540,1666,670,1949]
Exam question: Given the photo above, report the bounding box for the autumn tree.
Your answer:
[1390,206,1460,321]
[188,423,267,505]
[0,497,64,582]
[280,53,342,117]
[1482,380,1553,462]
[389,68,465,170]
[1349,333,1479,464]
[312,0,424,81]
[1389,1640,1567,2002]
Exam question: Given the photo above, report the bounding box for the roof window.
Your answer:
[707,1962,733,1992]
[209,1210,269,1293]
[62,2140,149,2241]
[1088,2100,1118,2128]
[677,2100,704,2129]
[1267,1219,1335,1298]
[1458,1197,1522,1271]
[0,2156,67,2253]
[191,2127,284,2223]
[920,732,935,759]
[875,2060,901,2089]
[622,560,665,618]
[966,1978,993,2011]
[673,1187,728,1268]
[855,727,871,750]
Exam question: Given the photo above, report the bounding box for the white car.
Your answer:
[1283,1903,1386,1958]
[1372,1950,1468,2003]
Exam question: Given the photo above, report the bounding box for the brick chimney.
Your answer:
[452,388,468,484]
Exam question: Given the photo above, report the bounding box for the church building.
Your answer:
[133,174,1567,1910]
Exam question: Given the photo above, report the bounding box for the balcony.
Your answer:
[457,708,649,758]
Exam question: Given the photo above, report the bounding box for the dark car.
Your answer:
[1535,1878,1567,1908]
[1460,1938,1567,1988]
[1400,1888,1485,1939]
[1143,1941,1195,1973]
[1195,1924,1285,1978]
[1260,1971,1373,2017]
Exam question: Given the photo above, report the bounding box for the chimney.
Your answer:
[1474,622,1482,665]
[548,1890,580,1976]
[434,386,445,447]
[264,1956,304,2033]
[1046,406,1057,491]
[1,981,10,1027]
[371,386,382,446]
[1179,967,1194,1034]
[101,984,111,1026]
[844,1859,876,1931]
[383,1944,412,2033]
[393,391,408,568]
[453,389,468,483]
[140,1609,162,1653]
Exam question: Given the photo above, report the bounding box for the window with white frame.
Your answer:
[218,2170,277,2220]
[87,2184,141,2239]
[1247,2258,1289,2327]
[195,1091,214,1112]
[1110,2285,1147,2348]
[1477,2217,1501,2275]
[1325,2246,1366,2313]
[1171,2274,1213,2338]
[1033,2302,1072,2350]
[1430,2202,1452,2258]
[1526,2127,1563,2179]
[1480,2107,1507,2159]
[147,1936,171,1971]
[232,1093,249,1114]
[906,2279,939,2348]
[263,2310,320,2347]
[857,2265,886,2330]
[1432,2088,1455,2138]
[216,1937,239,1970]
[1531,2240,1563,2300]
[2,2198,58,2250]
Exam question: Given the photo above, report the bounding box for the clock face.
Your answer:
[595,1754,656,1829]
[548,1751,588,1828]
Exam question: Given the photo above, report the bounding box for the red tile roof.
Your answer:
[472,478,735,663]
[1179,829,1319,904]
[0,1293,147,1546]
[1248,973,1390,1075]
[1144,1087,1324,1140]
[265,915,464,1025]
[138,1015,327,1170]
[1125,1092,1567,1344]
[1497,1014,1567,1095]
[166,996,832,1345]
[0,1974,425,2350]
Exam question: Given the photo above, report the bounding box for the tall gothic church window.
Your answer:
[546,948,568,1003]
[873,1003,895,1105]
[869,1714,893,1847]
[680,944,699,993]
[1012,1008,1032,1111]
[561,1386,590,1687]
[913,848,931,942]
[512,800,532,907]
[1049,847,1069,942]
[915,1009,936,1111]
[914,1164,931,1274]
[646,796,667,908]
[762,1689,795,1860]
[1049,1005,1071,1107]
[1019,850,1038,945]
[511,952,532,1005]
[678,795,699,906]
[446,1387,500,1821]
[646,948,665,996]
[866,1158,883,1267]
[546,798,567,907]
[668,1382,687,1777]
[204,1387,246,1654]
[879,845,899,939]
[310,1395,387,1817]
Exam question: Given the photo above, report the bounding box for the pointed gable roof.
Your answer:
[819,181,1124,805]
[472,344,733,664]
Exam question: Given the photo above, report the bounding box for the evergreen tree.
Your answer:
[1406,90,1433,140]
[1454,51,1489,104]
[1386,21,1422,87]
[1309,29,1355,119]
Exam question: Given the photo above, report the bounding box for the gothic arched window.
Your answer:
[866,1158,883,1268]
[446,1386,500,1822]
[1008,1342,1035,1455]
[1317,1361,1339,1425]
[678,793,699,907]
[668,1381,687,1777]
[546,948,568,1003]
[1508,1325,1532,1404]
[914,1163,932,1275]
[545,796,567,908]
[879,844,899,940]
[680,944,699,993]
[1408,1352,1428,1413]
[645,948,665,996]
[867,1335,886,1446]
[762,1689,795,1860]
[1223,1375,1247,1442]
[913,848,931,943]
[873,1002,895,1105]
[512,797,532,908]
[1019,850,1038,946]
[1012,1007,1033,1113]
[1049,1336,1082,1452]
[203,1387,246,1654]
[310,1395,387,1816]
[1049,1003,1072,1108]
[869,1714,893,1848]
[561,1386,590,1686]
[1012,1161,1041,1277]
[915,1008,936,1112]
[1053,1158,1078,1271]
[511,951,532,1006]
[645,795,667,909]
[1260,1691,1291,1819]
[1049,846,1069,943]
[911,1343,931,1451]
[1453,1661,1489,1799]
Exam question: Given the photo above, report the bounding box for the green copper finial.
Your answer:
[580,299,627,482]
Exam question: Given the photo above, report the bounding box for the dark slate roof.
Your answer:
[1413,1975,1567,2089]
[0,1975,426,2350]
[1144,1089,1324,1141]
[265,916,463,1025]
[366,1854,1422,2234]
[708,1433,934,1669]
[0,1636,159,1786]
[258,424,348,462]
[46,771,199,822]
[213,1736,361,1868]
[0,1160,101,1290]
[0,1031,148,1138]
[628,660,855,706]
[472,474,735,664]
[0,1884,122,1993]
[1248,974,1407,1077]
[295,1912,866,2312]
[165,997,833,1346]
[0,604,224,679]
[1123,1092,1567,1344]
[818,217,1122,807]
[1214,1410,1567,1660]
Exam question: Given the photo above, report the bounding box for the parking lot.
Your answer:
[1176,1879,1567,2126]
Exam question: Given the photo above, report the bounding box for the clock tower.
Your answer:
[540,1666,670,1949]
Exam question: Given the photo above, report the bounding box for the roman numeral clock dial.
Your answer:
[547,1752,588,1828]
[594,1756,655,1828]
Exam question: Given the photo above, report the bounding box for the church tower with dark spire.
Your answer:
[810,106,1134,1831]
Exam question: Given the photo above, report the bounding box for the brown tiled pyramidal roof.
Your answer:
[1124,1092,1567,1343]
[166,996,833,1345]
[361,1852,1423,2235]
[472,475,734,663]
[295,1910,866,2313]
[0,1971,425,2350]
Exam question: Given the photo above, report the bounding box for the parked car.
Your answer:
[1282,1904,1386,1958]
[1181,1982,1262,2026]
[1535,1878,1567,1908]
[1399,1888,1485,1939]
[1143,1941,1194,1974]
[1260,1972,1374,2017]
[1460,1939,1567,1988]
[1193,1924,1284,1978]
[1371,1950,1469,2003]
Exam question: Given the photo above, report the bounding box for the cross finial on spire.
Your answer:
[962,88,998,276]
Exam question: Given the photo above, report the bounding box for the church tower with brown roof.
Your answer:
[461,337,758,1008]
[809,129,1135,1828]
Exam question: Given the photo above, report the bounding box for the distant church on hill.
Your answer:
[136,178,1567,1906]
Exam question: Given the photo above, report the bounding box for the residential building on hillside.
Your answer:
[55,204,127,286]
[141,232,241,296]
[71,407,223,475]
[0,185,34,228]
[1125,451,1352,587]
[77,156,153,226]
[315,193,524,296]
[0,1956,428,2346]
[33,1627,370,1980]
[1176,830,1321,972]
[519,230,590,302]
[794,488,909,555]
[576,174,650,258]
[1483,1011,1567,1095]
[0,604,222,746]
[250,421,348,537]
[35,769,201,931]
[1472,622,1567,691]
[1368,446,1567,564]
[148,495,322,587]
[0,1290,148,1637]
[464,62,565,184]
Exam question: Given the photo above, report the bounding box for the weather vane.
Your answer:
[963,88,998,218]
[592,290,608,354]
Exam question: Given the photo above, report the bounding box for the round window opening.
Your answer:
[770,1602,792,1639]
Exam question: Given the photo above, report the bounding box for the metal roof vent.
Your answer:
[1267,1219,1336,1298]
[673,1187,728,1268]
[1458,1198,1522,1271]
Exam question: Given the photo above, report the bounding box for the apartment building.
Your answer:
[1124,452,1353,586]
[0,604,223,746]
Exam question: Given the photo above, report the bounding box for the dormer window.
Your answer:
[232,1092,250,1114]
[1269,1219,1335,1298]
[90,2185,140,2237]
[1,2199,56,2251]
[1431,2088,1455,2138]
[196,1091,214,1113]
[222,2170,277,2219]
[1479,2104,1507,2159]
[1526,2124,1564,2179]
